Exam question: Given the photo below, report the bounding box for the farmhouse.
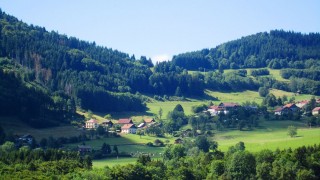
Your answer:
[218,102,240,110]
[117,118,133,125]
[207,105,225,116]
[283,103,299,112]
[296,100,309,108]
[78,145,92,153]
[312,107,320,116]
[101,119,113,128]
[18,134,34,144]
[85,119,99,129]
[121,124,137,134]
[144,118,155,125]
[274,107,291,115]
[207,102,240,116]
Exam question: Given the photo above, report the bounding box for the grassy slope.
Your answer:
[215,121,320,152]
[147,100,208,118]
[0,117,80,140]
[93,157,138,168]
[224,68,289,82]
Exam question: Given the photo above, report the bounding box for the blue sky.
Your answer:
[0,0,319,63]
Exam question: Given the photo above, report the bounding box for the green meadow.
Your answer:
[215,120,320,152]
[93,157,138,168]
[0,117,81,140]
[65,133,172,151]
[92,120,319,167]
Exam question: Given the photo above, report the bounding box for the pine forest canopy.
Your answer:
[172,30,320,70]
[1,8,320,123]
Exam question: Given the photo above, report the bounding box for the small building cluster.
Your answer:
[85,118,113,129]
[274,98,320,116]
[207,102,241,116]
[84,117,156,134]
[274,103,299,115]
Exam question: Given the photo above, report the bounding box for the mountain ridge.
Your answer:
[172,30,320,70]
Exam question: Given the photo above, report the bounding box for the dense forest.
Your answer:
[172,30,320,70]
[1,8,320,125]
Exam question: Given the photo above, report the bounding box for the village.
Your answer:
[83,98,320,135]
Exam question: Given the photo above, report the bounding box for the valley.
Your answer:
[0,7,320,179]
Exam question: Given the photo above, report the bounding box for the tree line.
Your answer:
[172,30,320,71]
[2,140,319,179]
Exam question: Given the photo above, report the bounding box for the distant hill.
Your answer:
[172,30,320,70]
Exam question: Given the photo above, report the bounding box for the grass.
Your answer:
[214,120,320,152]
[269,89,316,102]
[146,100,208,118]
[268,68,290,82]
[65,134,174,150]
[0,117,81,141]
[91,120,320,167]
[205,90,263,104]
[224,68,289,82]
[93,157,138,168]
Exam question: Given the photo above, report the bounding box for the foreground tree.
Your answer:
[225,151,256,179]
[287,125,297,138]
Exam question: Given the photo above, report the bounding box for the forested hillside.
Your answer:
[0,9,209,117]
[1,8,320,121]
[172,30,320,70]
[0,9,151,115]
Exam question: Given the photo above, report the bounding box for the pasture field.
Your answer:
[91,120,319,167]
[0,117,81,140]
[93,157,138,168]
[65,133,173,150]
[224,68,289,82]
[146,100,209,117]
[205,90,262,104]
[267,68,290,82]
[215,120,320,152]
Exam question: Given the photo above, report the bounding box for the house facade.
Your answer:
[207,103,239,116]
[121,124,137,134]
[85,119,99,129]
[283,103,300,112]
[312,107,320,116]
[101,120,113,128]
[207,105,226,116]
[274,107,291,115]
[296,100,309,109]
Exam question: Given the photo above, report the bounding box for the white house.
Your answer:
[85,119,99,129]
[121,124,137,134]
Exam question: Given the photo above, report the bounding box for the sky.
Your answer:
[0,0,319,63]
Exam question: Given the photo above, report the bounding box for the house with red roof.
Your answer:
[117,118,133,125]
[312,107,320,116]
[218,102,240,109]
[296,100,309,108]
[283,103,299,112]
[121,124,137,134]
[274,107,291,115]
[207,102,241,115]
[144,118,155,124]
[85,119,99,129]
[207,105,226,116]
